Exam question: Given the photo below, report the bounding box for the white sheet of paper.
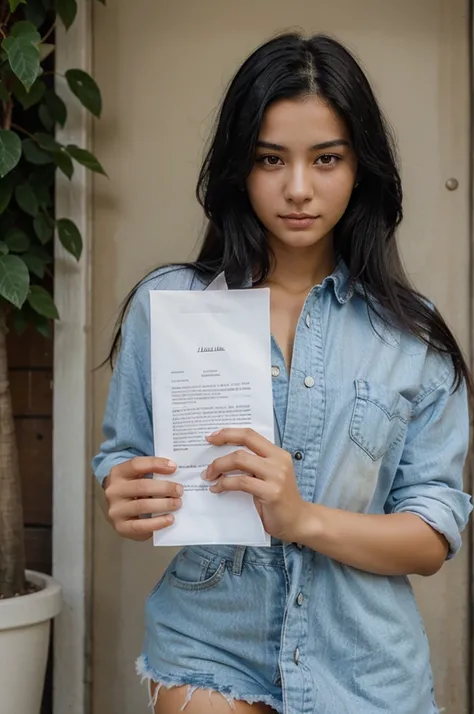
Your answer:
[149,276,273,546]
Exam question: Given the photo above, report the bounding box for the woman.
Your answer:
[93,33,472,714]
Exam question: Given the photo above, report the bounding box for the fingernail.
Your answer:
[206,430,221,439]
[201,468,209,480]
[177,484,184,495]
[167,460,177,468]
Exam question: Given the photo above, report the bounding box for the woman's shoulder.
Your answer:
[131,264,207,308]
[122,264,207,337]
[137,263,206,294]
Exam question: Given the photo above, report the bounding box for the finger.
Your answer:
[203,450,272,482]
[119,514,175,537]
[118,478,183,500]
[112,457,177,480]
[111,497,182,521]
[205,428,274,457]
[209,473,268,499]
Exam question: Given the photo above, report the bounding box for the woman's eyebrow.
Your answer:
[256,139,350,151]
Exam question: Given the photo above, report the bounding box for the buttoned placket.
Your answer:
[275,289,326,713]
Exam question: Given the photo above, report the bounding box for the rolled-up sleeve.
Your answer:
[92,282,154,486]
[385,370,472,559]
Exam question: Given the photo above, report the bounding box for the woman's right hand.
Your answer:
[103,457,182,541]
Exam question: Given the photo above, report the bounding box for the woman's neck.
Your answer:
[264,237,336,295]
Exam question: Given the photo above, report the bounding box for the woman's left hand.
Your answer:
[202,428,308,543]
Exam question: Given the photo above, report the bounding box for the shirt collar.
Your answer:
[321,259,355,304]
[241,259,355,304]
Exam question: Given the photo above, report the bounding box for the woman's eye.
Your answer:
[257,155,282,167]
[316,154,340,167]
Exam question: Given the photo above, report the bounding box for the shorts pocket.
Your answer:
[350,380,412,461]
[169,546,227,591]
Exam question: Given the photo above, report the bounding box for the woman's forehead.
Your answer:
[258,96,350,145]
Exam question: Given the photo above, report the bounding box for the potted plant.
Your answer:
[0,1,104,712]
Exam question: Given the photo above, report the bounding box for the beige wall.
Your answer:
[91,1,470,712]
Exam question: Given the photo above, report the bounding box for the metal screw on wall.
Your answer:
[445,178,459,191]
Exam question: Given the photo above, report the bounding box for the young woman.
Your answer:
[93,33,472,714]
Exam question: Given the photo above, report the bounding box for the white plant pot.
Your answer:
[0,570,62,714]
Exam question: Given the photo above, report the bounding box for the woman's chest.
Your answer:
[269,304,425,510]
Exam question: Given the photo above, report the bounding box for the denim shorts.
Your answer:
[136,544,286,712]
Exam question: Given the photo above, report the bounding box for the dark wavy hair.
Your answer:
[107,32,472,395]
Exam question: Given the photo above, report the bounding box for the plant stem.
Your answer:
[11,122,35,140]
[0,306,26,598]
[2,98,12,130]
[42,22,56,44]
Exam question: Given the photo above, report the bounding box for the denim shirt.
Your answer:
[93,261,472,713]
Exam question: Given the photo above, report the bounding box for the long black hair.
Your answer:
[107,32,472,395]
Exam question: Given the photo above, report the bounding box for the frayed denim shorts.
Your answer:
[136,544,286,713]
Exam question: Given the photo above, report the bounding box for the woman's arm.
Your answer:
[294,503,448,576]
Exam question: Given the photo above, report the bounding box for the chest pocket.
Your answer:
[350,380,412,461]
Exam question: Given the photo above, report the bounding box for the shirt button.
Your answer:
[271,366,280,378]
[304,375,314,388]
[305,313,311,328]
[294,647,300,664]
[294,451,303,461]
[296,592,304,606]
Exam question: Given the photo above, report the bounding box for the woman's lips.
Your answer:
[279,215,318,229]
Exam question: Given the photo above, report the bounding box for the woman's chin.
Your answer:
[270,230,331,251]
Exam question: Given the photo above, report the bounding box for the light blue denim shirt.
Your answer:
[93,261,472,714]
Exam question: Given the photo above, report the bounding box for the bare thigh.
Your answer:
[153,683,278,714]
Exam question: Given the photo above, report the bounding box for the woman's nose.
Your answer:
[284,165,314,204]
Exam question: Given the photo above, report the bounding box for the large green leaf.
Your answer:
[38,103,54,131]
[28,284,59,319]
[15,183,39,216]
[0,130,22,178]
[22,138,52,165]
[0,176,13,215]
[35,132,62,153]
[0,253,29,308]
[44,90,67,127]
[25,0,47,28]
[57,217,82,259]
[33,312,51,338]
[9,0,27,12]
[5,228,29,252]
[13,76,45,109]
[65,69,102,117]
[56,0,77,30]
[11,21,41,42]
[0,242,8,256]
[22,251,46,278]
[51,149,73,179]
[33,212,55,243]
[66,144,106,175]
[2,36,41,91]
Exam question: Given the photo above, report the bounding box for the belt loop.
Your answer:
[232,546,246,575]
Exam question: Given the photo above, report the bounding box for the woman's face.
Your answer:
[246,96,358,253]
